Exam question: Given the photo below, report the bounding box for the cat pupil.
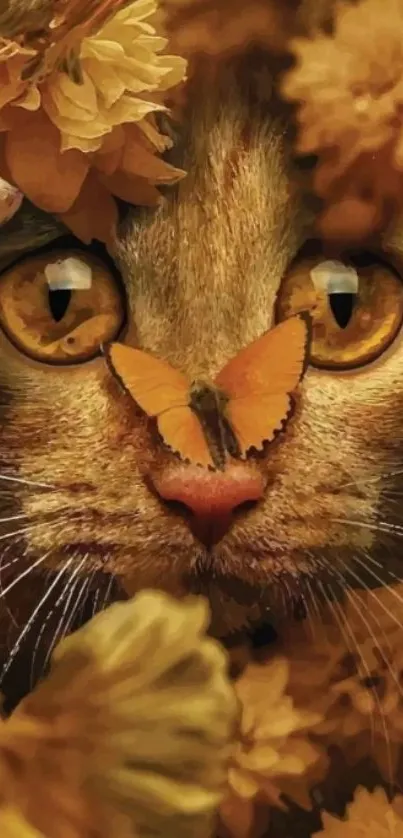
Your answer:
[48,288,72,322]
[329,292,356,329]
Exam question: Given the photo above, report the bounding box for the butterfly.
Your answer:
[105,312,311,470]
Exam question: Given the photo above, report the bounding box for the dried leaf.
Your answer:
[58,170,119,244]
[100,169,163,206]
[5,110,88,212]
[122,127,186,183]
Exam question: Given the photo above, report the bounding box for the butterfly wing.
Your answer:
[215,313,311,455]
[158,407,213,468]
[106,343,190,415]
[106,342,213,467]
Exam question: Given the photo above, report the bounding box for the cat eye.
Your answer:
[0,250,125,364]
[275,251,403,370]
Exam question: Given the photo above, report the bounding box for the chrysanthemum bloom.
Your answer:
[313,786,403,837]
[0,0,187,244]
[0,590,238,838]
[284,583,403,782]
[219,657,326,838]
[282,0,403,240]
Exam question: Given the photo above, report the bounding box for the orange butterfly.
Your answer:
[105,312,311,470]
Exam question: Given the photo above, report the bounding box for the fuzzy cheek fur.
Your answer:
[1,75,403,638]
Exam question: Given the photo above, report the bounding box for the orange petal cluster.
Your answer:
[313,787,403,838]
[221,581,403,837]
[282,0,403,242]
[220,657,326,838]
[283,584,403,781]
[0,0,187,245]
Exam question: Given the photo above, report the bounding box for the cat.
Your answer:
[0,50,402,673]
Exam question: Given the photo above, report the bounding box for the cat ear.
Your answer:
[214,313,311,455]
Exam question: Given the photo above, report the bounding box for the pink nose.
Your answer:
[152,463,266,546]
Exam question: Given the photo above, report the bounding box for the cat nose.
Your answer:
[152,464,265,546]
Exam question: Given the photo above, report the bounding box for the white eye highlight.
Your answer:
[310,260,359,295]
[45,257,92,290]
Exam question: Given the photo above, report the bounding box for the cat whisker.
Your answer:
[337,564,403,785]
[342,556,403,633]
[91,584,101,619]
[98,572,117,612]
[329,553,397,662]
[0,544,19,628]
[0,528,72,603]
[319,580,394,787]
[354,544,403,585]
[64,575,92,634]
[336,468,403,492]
[346,583,403,698]
[0,513,32,525]
[30,553,87,686]
[0,508,79,526]
[0,553,75,682]
[42,557,90,676]
[301,577,322,640]
[0,474,57,490]
[331,516,403,537]
[0,516,71,545]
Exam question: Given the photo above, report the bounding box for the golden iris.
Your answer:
[276,253,403,370]
[0,250,124,364]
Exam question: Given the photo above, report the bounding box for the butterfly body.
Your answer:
[105,312,312,470]
[189,381,242,469]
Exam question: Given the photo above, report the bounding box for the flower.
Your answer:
[313,787,403,837]
[0,590,237,838]
[219,657,326,838]
[284,583,403,782]
[41,1,187,154]
[0,0,187,244]
[281,0,403,241]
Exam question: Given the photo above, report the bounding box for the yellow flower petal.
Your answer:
[51,70,98,118]
[228,766,259,800]
[237,744,280,774]
[85,60,126,108]
[13,85,40,111]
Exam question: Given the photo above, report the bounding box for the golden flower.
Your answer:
[283,0,403,164]
[313,787,403,838]
[0,0,187,244]
[281,0,403,242]
[284,583,403,782]
[0,590,237,838]
[219,657,326,838]
[40,0,187,153]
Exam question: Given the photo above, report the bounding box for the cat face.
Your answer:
[1,68,403,640]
